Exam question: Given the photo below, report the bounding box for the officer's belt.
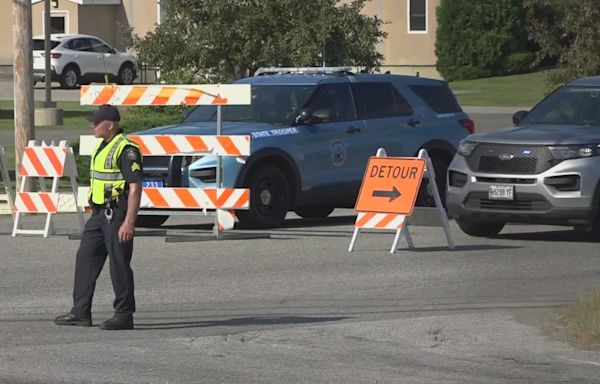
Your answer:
[92,170,124,180]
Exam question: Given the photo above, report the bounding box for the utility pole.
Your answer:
[44,0,52,108]
[13,0,35,188]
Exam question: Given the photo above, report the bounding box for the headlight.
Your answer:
[189,167,216,183]
[548,145,600,160]
[457,141,478,157]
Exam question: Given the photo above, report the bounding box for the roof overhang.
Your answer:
[32,0,121,5]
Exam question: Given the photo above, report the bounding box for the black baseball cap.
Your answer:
[87,104,121,123]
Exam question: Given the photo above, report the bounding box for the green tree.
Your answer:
[132,0,386,83]
[524,0,600,85]
[436,0,531,81]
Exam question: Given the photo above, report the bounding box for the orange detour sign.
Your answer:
[349,148,455,254]
[355,157,426,215]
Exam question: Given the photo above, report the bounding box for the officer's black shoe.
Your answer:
[100,315,133,330]
[54,313,92,327]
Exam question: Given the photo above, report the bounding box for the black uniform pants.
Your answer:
[71,207,135,319]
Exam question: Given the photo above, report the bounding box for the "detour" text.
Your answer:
[370,165,419,179]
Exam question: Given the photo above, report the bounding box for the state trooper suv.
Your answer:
[447,76,600,236]
[137,67,472,228]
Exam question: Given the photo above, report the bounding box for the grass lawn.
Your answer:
[0,100,95,131]
[450,70,558,107]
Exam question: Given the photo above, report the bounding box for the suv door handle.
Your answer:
[346,126,361,134]
[407,118,421,127]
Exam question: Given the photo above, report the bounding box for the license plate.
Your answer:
[143,178,164,188]
[488,184,514,200]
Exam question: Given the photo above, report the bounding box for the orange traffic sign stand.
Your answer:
[348,148,455,253]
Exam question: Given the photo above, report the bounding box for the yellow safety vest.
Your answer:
[89,133,141,205]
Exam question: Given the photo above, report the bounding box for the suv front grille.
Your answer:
[466,144,561,174]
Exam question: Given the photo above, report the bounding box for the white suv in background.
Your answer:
[33,34,136,89]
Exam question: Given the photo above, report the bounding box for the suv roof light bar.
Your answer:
[254,67,354,77]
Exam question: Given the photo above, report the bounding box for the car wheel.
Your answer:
[237,165,290,228]
[117,64,135,85]
[135,215,169,228]
[417,154,449,208]
[294,207,334,219]
[456,218,505,237]
[59,65,80,89]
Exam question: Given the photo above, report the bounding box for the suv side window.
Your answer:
[65,38,91,52]
[410,84,462,114]
[304,84,357,123]
[352,83,413,119]
[89,38,113,54]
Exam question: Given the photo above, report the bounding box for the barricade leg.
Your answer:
[348,228,360,252]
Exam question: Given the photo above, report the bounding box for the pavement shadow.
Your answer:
[160,215,357,231]
[0,107,12,120]
[134,315,349,330]
[496,229,600,243]
[277,215,357,229]
[403,244,522,252]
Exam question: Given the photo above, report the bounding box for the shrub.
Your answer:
[436,0,531,81]
[504,51,536,75]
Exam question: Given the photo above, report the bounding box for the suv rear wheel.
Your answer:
[237,165,290,228]
[417,154,449,207]
[60,65,80,89]
[457,218,505,237]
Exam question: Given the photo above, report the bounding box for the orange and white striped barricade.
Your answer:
[12,140,84,237]
[80,84,250,107]
[78,133,251,235]
[348,148,455,253]
[0,146,15,217]
[80,83,252,239]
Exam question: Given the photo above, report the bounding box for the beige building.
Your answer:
[0,0,164,66]
[1,0,440,78]
[362,0,440,78]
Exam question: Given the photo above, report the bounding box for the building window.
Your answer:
[50,16,65,34]
[43,11,68,34]
[408,0,427,33]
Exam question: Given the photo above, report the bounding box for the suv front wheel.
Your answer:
[237,165,290,228]
[457,218,505,237]
[118,63,135,85]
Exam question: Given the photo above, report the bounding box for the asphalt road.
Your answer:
[1,211,600,383]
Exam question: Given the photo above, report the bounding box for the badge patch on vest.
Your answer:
[127,148,139,161]
[131,162,141,172]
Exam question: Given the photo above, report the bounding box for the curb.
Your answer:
[463,106,532,114]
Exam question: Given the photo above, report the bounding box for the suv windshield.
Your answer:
[522,86,600,126]
[183,85,316,126]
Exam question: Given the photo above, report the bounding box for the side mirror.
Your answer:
[512,110,528,125]
[294,108,313,125]
[109,48,117,54]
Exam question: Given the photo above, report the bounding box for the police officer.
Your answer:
[55,104,142,330]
